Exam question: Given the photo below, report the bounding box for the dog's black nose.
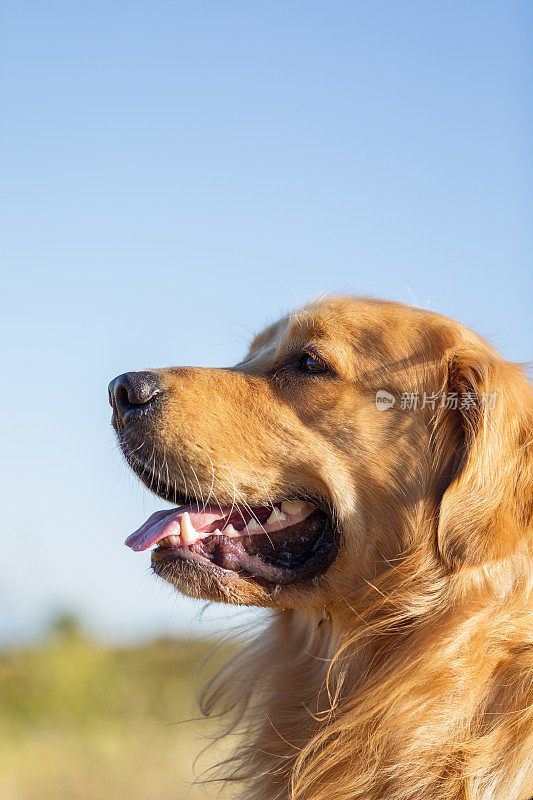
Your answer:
[108,371,161,422]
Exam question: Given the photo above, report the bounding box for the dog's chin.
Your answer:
[150,509,338,607]
[151,555,272,606]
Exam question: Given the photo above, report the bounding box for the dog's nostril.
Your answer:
[115,385,133,410]
[108,371,162,417]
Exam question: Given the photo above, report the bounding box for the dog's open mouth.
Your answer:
[126,500,337,585]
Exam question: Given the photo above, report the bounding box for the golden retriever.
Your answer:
[109,296,533,800]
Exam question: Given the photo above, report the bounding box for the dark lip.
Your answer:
[150,509,339,586]
[152,544,214,568]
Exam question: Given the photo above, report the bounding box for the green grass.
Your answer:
[0,623,234,800]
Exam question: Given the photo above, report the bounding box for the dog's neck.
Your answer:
[203,561,533,800]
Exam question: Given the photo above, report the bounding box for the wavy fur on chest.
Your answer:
[202,557,533,800]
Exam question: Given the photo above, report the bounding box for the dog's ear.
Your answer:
[436,346,533,566]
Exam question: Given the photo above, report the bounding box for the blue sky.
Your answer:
[1,0,531,643]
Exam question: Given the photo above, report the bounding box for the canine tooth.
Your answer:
[281,500,307,515]
[245,518,262,533]
[180,512,199,545]
[166,535,179,546]
[223,524,238,536]
[213,528,222,535]
[267,508,287,524]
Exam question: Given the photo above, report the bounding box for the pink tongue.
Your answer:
[125,504,231,552]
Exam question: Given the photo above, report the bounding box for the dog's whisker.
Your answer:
[189,462,207,514]
[201,448,217,511]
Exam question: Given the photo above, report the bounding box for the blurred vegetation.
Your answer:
[0,615,235,800]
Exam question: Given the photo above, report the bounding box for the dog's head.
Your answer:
[109,297,533,610]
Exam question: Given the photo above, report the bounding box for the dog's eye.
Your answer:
[300,353,329,375]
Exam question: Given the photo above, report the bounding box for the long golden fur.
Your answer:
[112,296,533,800]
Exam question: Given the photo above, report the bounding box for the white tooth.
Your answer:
[280,500,307,515]
[180,512,199,545]
[267,508,287,525]
[223,523,238,536]
[245,518,262,533]
[213,528,222,535]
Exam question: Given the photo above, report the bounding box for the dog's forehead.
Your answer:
[248,297,420,356]
[244,296,486,371]
[289,296,484,357]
